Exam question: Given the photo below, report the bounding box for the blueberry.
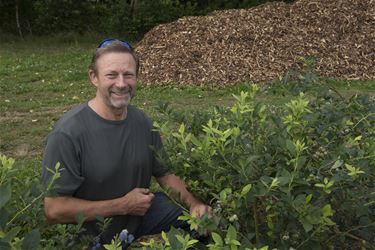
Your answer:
[119,229,129,241]
[127,234,135,244]
[91,237,101,250]
[91,243,101,250]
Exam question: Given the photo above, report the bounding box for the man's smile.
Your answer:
[110,88,132,98]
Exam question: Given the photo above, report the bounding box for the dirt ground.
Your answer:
[136,0,375,87]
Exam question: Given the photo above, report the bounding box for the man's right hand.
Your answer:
[119,188,155,216]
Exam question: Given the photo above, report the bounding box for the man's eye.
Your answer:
[124,74,135,79]
[106,74,117,79]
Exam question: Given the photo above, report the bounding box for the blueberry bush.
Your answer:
[150,81,375,248]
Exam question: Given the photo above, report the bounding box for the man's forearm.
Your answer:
[44,196,123,224]
[156,174,201,208]
[44,187,154,224]
[157,174,212,218]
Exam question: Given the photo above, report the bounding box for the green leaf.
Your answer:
[190,135,201,147]
[187,239,199,246]
[305,194,313,204]
[278,169,291,186]
[172,132,180,138]
[75,213,86,225]
[296,156,307,168]
[230,239,241,246]
[219,189,227,201]
[0,208,9,230]
[21,229,40,250]
[0,186,11,209]
[178,123,185,134]
[240,184,252,197]
[331,160,343,170]
[226,225,237,241]
[3,226,21,242]
[161,231,168,242]
[315,183,325,188]
[322,204,333,217]
[175,234,185,244]
[167,228,182,249]
[354,135,362,141]
[95,215,104,223]
[286,139,296,156]
[301,218,313,232]
[211,232,223,245]
[324,217,336,226]
[345,163,355,172]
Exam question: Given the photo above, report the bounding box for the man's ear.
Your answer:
[89,70,99,87]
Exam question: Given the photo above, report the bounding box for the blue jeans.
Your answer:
[88,192,187,249]
[134,192,188,238]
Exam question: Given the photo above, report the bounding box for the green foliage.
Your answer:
[0,155,96,249]
[140,227,199,250]
[0,154,44,249]
[153,77,375,248]
[105,0,198,40]
[0,0,292,39]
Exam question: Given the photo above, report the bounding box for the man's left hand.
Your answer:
[189,201,212,218]
[156,174,212,217]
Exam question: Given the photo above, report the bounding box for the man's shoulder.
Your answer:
[128,105,153,126]
[51,103,90,135]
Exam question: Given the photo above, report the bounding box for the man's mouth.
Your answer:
[111,89,131,97]
[112,92,129,96]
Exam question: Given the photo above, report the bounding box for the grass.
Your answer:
[0,39,374,163]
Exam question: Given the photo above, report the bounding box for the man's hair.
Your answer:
[89,41,140,75]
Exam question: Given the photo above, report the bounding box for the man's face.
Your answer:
[89,52,137,110]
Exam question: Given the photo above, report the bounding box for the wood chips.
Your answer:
[136,0,375,87]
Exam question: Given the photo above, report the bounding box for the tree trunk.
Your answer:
[26,19,33,36]
[130,0,137,20]
[15,0,24,40]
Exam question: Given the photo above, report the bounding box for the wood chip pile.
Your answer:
[136,0,375,87]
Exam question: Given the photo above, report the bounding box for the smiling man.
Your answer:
[41,39,211,247]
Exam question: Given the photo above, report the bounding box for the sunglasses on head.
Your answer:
[97,38,133,49]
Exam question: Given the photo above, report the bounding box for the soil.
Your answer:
[136,0,375,87]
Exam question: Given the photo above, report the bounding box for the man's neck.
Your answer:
[88,98,128,121]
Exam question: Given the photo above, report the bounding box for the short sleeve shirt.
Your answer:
[41,103,169,239]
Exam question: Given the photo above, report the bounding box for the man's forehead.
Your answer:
[98,51,134,61]
[96,52,136,68]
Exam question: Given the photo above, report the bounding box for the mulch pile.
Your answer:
[136,0,375,87]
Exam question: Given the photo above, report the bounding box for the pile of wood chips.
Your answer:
[136,0,374,87]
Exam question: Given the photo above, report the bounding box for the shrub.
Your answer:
[153,82,375,249]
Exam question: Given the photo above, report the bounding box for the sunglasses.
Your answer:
[97,38,133,49]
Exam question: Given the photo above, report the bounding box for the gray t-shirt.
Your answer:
[41,103,169,241]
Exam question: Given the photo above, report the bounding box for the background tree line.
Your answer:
[0,0,292,41]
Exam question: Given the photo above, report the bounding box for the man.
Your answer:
[41,39,211,246]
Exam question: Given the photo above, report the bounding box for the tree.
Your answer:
[15,0,23,39]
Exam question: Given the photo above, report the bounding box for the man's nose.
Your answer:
[116,75,129,88]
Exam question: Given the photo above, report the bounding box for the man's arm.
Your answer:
[156,174,211,217]
[44,188,155,224]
